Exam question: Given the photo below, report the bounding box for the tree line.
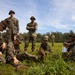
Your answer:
[1,30,74,43]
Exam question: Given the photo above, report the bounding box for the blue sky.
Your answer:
[0,0,75,33]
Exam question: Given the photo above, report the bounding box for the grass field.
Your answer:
[0,43,75,75]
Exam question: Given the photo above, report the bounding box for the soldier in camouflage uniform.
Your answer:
[24,16,38,51]
[51,34,55,46]
[4,10,20,54]
[63,34,75,60]
[0,33,6,64]
[3,10,20,66]
[38,35,52,62]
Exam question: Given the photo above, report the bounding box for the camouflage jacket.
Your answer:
[5,17,19,35]
[26,22,38,37]
[3,17,19,59]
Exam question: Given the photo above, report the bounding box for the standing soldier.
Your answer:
[24,16,38,52]
[38,35,52,63]
[52,34,55,46]
[5,10,20,54]
[3,10,20,66]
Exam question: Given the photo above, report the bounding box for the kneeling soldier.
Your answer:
[38,35,52,63]
[63,34,75,60]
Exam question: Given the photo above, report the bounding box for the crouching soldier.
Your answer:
[0,34,6,64]
[38,35,52,63]
[63,34,75,61]
[13,35,38,62]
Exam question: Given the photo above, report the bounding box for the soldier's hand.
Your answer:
[17,33,19,35]
[0,52,2,56]
[13,57,20,65]
[6,27,9,31]
[2,43,6,50]
[66,43,71,47]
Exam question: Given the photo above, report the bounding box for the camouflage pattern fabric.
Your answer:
[6,41,15,63]
[0,34,6,64]
[16,52,38,62]
[40,42,52,53]
[5,17,19,35]
[67,45,75,60]
[14,44,20,55]
[24,22,38,51]
[38,42,52,62]
[4,17,20,63]
[0,55,6,64]
[63,34,75,60]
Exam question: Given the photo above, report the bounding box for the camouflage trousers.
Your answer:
[24,36,36,51]
[0,48,6,64]
[14,44,20,55]
[68,51,75,61]
[52,40,55,46]
[38,49,46,63]
[0,55,6,64]
[6,41,15,64]
[16,52,38,62]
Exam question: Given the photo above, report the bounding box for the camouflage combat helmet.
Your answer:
[14,35,24,44]
[9,10,15,15]
[30,16,36,20]
[42,35,49,41]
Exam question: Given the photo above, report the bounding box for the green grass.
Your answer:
[0,43,75,75]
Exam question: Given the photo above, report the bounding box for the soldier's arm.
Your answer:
[26,25,35,30]
[67,50,72,57]
[2,42,6,50]
[16,20,19,33]
[26,24,31,30]
[64,41,75,47]
[0,52,2,56]
[26,23,38,30]
[34,22,38,30]
[46,43,52,52]
[30,22,38,30]
[4,18,10,30]
[70,41,75,46]
[63,40,71,47]
[0,20,8,30]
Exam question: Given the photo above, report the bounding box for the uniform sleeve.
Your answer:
[34,22,38,30]
[32,22,38,30]
[70,41,75,46]
[26,24,30,30]
[16,20,19,33]
[39,44,42,50]
[26,22,38,30]
[7,42,15,58]
[46,43,51,52]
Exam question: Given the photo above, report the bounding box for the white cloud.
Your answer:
[42,0,75,30]
[0,0,75,33]
[72,15,75,21]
